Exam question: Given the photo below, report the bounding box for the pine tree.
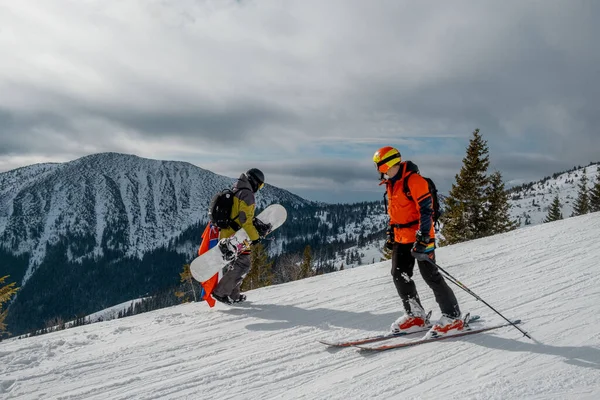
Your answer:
[442,129,490,244]
[589,171,600,213]
[483,171,518,235]
[299,245,314,279]
[242,243,274,291]
[175,264,197,303]
[572,169,590,216]
[0,275,19,337]
[544,195,563,223]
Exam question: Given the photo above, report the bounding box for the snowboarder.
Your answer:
[373,146,463,338]
[211,168,271,305]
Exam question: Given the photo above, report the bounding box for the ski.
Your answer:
[318,314,480,347]
[355,319,521,352]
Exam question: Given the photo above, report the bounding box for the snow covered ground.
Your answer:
[2,213,600,399]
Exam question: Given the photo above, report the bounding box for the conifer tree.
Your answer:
[242,243,274,290]
[483,171,518,235]
[544,195,563,223]
[273,253,302,283]
[299,245,314,279]
[175,264,197,303]
[589,171,600,213]
[442,129,490,244]
[572,169,590,216]
[0,275,19,337]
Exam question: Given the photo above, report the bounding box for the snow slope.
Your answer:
[2,213,600,399]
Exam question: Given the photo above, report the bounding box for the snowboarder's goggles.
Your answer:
[375,153,401,174]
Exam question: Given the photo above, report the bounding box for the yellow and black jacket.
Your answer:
[219,174,260,241]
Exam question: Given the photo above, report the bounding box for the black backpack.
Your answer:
[208,189,242,230]
[403,172,442,226]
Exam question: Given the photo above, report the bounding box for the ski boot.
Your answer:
[425,312,469,339]
[391,310,432,334]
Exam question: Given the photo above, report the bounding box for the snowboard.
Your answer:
[190,204,287,282]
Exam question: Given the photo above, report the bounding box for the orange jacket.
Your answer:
[386,162,435,244]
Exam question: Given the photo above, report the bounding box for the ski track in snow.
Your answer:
[2,214,600,399]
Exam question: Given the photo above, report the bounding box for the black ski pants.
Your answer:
[391,243,460,318]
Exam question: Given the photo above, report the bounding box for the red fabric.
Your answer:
[198,223,220,307]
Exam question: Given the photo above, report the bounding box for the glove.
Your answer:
[253,218,272,237]
[385,227,395,250]
[411,231,435,261]
[251,238,262,246]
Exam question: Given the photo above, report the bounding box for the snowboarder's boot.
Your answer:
[233,294,247,303]
[212,293,233,305]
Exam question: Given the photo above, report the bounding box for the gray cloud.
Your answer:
[0,0,599,202]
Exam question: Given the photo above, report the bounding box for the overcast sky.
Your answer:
[1,1,599,203]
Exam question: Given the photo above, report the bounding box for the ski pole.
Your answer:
[426,259,533,340]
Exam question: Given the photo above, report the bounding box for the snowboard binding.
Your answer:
[218,239,237,262]
[253,217,272,237]
[218,237,252,262]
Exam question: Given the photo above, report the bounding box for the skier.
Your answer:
[212,168,271,305]
[373,146,463,338]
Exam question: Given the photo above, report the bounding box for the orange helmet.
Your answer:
[373,146,401,174]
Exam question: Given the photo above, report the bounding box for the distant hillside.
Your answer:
[507,162,599,226]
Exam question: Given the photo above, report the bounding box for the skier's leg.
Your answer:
[391,243,423,314]
[417,253,460,317]
[213,253,251,299]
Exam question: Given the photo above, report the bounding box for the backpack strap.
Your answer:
[383,191,388,214]
[229,187,252,231]
[402,171,416,199]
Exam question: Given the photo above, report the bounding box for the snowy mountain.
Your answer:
[0,152,311,281]
[2,213,599,399]
[507,162,599,226]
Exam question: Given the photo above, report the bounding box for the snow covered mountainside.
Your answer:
[508,163,599,226]
[2,213,599,399]
[0,152,311,280]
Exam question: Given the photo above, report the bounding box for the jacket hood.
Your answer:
[234,173,254,192]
